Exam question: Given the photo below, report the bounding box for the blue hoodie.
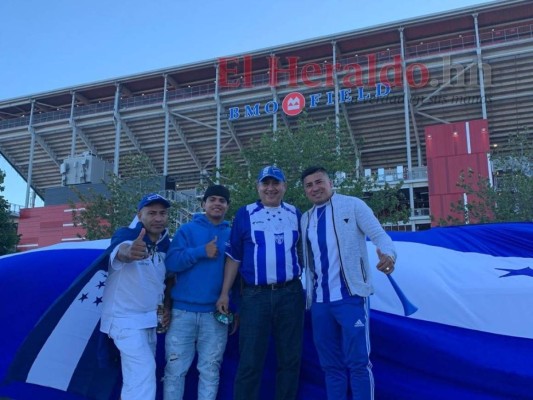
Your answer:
[165,213,230,312]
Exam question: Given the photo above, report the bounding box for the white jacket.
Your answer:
[301,192,396,307]
[100,239,166,333]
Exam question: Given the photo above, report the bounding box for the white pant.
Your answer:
[109,325,157,400]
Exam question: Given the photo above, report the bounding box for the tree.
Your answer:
[218,117,410,224]
[73,121,410,238]
[0,169,20,254]
[441,129,533,225]
[71,154,187,240]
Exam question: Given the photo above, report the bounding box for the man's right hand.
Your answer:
[205,236,219,258]
[118,228,148,262]
[216,293,230,315]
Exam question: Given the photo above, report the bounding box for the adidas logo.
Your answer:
[354,319,365,328]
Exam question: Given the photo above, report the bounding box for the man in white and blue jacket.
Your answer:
[300,166,397,400]
[164,185,232,400]
[100,193,171,400]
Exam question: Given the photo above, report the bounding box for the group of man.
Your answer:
[100,164,397,400]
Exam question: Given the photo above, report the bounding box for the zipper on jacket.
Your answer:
[304,209,313,273]
[360,258,367,282]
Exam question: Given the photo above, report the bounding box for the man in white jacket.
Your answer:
[100,193,171,400]
[300,166,396,400]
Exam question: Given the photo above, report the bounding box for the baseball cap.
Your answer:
[257,166,286,182]
[202,185,230,203]
[137,193,171,211]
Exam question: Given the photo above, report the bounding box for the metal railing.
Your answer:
[159,189,203,228]
[9,203,21,217]
[369,166,428,183]
[413,207,430,217]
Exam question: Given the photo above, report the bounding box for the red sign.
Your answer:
[282,92,305,116]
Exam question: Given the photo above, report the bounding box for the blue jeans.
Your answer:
[234,279,305,400]
[311,296,373,400]
[163,309,228,400]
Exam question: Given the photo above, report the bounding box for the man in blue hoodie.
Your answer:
[164,185,232,400]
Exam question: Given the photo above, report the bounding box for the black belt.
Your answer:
[246,278,299,291]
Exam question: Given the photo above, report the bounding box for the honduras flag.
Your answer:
[0,240,116,400]
[1,222,533,400]
[1,221,170,400]
[0,240,120,399]
[367,222,533,400]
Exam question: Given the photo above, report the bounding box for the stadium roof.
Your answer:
[1,0,532,201]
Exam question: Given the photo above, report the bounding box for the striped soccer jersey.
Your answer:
[226,201,301,285]
[307,203,350,303]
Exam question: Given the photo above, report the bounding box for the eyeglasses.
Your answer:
[214,311,234,325]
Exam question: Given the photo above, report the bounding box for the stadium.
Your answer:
[1,0,532,246]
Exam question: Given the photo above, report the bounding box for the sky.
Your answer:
[0,0,496,207]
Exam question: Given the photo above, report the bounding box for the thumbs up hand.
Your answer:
[205,236,219,259]
[118,228,148,262]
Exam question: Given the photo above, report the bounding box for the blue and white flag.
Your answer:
[1,221,171,400]
[368,222,533,400]
[2,222,533,400]
[1,240,121,400]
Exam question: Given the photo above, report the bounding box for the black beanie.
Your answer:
[202,185,230,203]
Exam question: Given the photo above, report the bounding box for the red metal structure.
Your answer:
[425,119,490,225]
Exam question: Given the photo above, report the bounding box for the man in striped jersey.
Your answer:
[216,165,305,400]
[300,166,396,400]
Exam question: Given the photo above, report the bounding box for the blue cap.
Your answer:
[137,193,171,211]
[257,166,286,182]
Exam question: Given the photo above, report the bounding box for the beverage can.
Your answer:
[156,303,166,333]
